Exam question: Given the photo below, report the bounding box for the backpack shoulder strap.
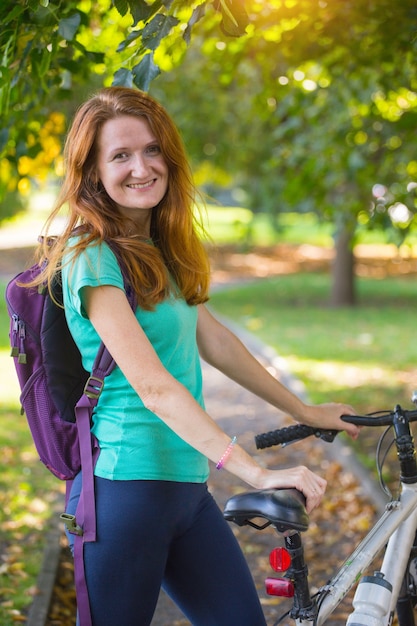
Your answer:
[87,239,137,394]
[75,241,137,528]
[71,242,137,626]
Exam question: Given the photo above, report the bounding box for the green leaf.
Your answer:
[132,53,160,91]
[183,4,206,46]
[117,29,143,52]
[72,41,105,63]
[1,5,26,26]
[58,13,81,41]
[112,0,129,17]
[112,67,134,87]
[218,0,238,28]
[57,58,82,73]
[142,14,179,51]
[30,48,51,79]
[84,50,106,63]
[128,0,155,27]
[215,0,249,37]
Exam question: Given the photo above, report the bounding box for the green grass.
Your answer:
[202,206,335,247]
[202,205,417,249]
[0,399,63,624]
[209,272,417,480]
[209,272,417,411]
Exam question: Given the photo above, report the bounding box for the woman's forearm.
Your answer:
[197,305,359,436]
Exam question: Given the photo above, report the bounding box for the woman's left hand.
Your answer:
[300,402,360,439]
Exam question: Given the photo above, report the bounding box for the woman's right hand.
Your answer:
[254,465,327,514]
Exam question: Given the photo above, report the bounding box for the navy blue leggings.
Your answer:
[66,474,267,626]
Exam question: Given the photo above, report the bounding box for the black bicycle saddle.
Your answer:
[223,488,309,533]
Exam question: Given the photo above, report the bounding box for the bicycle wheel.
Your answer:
[396,597,415,626]
[396,557,417,626]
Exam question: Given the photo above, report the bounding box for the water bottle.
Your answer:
[346,571,392,626]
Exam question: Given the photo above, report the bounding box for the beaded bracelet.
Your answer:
[216,436,237,470]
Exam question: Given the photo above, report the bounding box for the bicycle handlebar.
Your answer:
[341,409,417,427]
[254,406,417,450]
[255,424,339,449]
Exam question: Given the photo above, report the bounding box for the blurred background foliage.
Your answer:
[2,0,417,303]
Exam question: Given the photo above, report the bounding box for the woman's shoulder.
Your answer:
[65,234,114,261]
[63,236,123,285]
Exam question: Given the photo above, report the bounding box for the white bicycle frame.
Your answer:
[295,481,417,626]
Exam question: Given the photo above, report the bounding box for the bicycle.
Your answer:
[223,398,417,625]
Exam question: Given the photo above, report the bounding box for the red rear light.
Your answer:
[269,547,291,572]
[265,577,294,597]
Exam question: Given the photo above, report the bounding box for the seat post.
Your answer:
[283,531,317,622]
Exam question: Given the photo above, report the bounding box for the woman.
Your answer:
[35,87,359,625]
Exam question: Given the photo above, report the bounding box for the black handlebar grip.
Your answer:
[255,424,317,449]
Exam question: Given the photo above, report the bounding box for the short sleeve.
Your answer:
[62,240,125,318]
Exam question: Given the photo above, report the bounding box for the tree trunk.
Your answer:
[330,225,356,307]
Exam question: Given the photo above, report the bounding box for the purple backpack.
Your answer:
[5,249,136,626]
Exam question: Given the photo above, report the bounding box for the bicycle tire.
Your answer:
[396,553,417,626]
[396,597,416,626]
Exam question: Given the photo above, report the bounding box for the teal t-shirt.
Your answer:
[62,240,209,482]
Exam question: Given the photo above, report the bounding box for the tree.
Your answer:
[2,0,417,305]
[153,1,417,305]
[0,0,248,213]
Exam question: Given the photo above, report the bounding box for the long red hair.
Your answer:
[32,87,210,309]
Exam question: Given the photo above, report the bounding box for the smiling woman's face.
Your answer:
[96,115,169,226]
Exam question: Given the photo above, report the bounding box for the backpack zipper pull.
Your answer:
[10,314,19,357]
[18,320,27,364]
